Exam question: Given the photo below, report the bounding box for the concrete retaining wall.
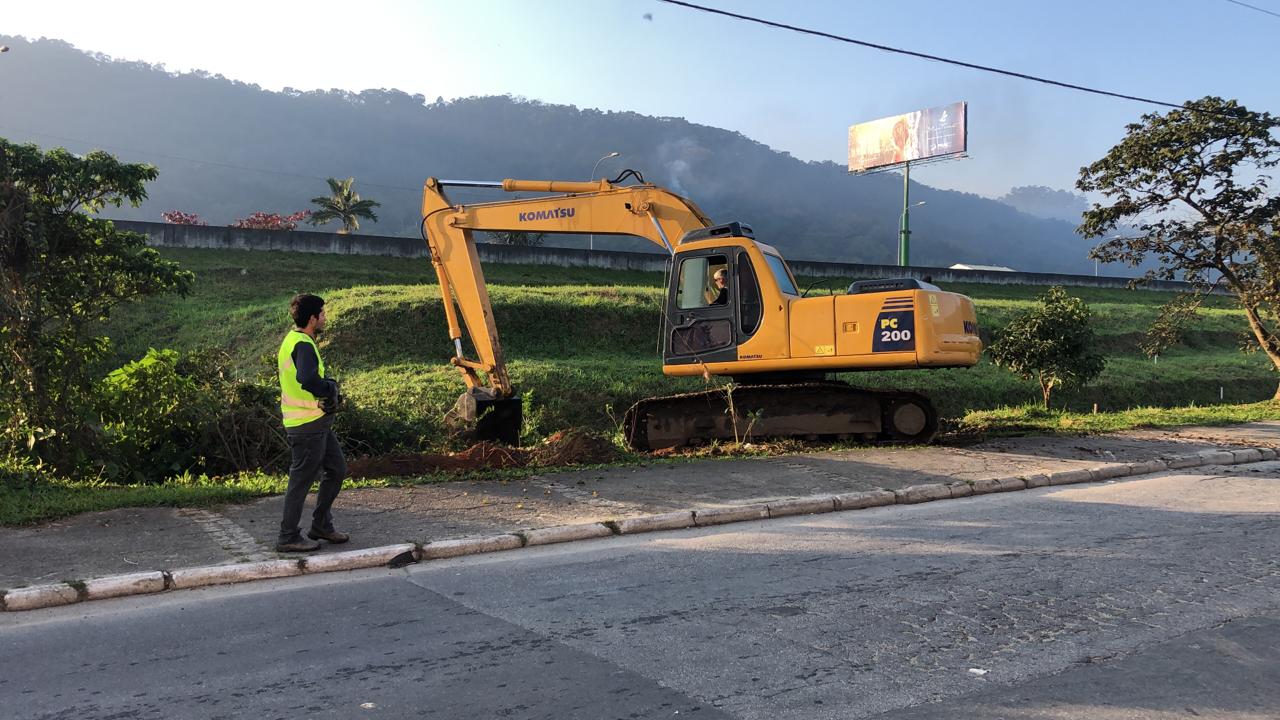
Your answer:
[113,220,1200,292]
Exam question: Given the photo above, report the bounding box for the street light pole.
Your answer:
[588,151,620,251]
[898,162,913,266]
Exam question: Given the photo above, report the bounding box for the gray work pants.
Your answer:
[278,426,347,543]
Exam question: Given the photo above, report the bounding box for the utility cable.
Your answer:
[655,0,1224,111]
[1222,0,1280,19]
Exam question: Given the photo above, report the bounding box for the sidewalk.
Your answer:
[4,423,1280,593]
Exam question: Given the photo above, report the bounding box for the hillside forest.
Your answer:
[0,35,1105,272]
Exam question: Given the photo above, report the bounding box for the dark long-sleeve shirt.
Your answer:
[291,341,335,399]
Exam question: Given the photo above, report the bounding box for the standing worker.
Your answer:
[275,293,350,552]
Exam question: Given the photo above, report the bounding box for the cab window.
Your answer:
[676,254,728,309]
[764,253,798,296]
[736,252,762,335]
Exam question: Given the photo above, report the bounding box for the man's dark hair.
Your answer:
[289,293,325,328]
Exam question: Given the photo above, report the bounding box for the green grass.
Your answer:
[0,469,418,526]
[100,247,1279,445]
[0,475,259,527]
[960,399,1280,436]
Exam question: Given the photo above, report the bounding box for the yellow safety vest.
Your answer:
[278,330,326,428]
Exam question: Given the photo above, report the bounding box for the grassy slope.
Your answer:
[104,248,1279,451]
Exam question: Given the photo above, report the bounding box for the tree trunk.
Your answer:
[1221,272,1280,379]
[1040,375,1052,410]
[1241,304,1280,375]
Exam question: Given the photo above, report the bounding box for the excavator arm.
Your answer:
[420,176,712,439]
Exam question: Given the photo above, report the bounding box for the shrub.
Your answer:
[988,286,1107,409]
[161,210,208,225]
[333,402,426,457]
[0,140,193,470]
[232,211,310,231]
[94,349,284,482]
[0,454,47,489]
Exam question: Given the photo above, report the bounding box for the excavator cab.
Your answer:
[662,223,777,368]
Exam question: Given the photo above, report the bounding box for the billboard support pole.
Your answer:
[898,161,911,267]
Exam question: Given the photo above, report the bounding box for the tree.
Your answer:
[1077,96,1280,398]
[0,140,193,467]
[307,177,380,234]
[988,286,1106,409]
[998,185,1089,222]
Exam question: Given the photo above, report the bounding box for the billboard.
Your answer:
[847,101,967,173]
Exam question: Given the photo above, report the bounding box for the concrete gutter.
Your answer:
[3,447,1276,612]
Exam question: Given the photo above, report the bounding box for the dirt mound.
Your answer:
[346,430,620,479]
[453,442,529,469]
[530,429,620,467]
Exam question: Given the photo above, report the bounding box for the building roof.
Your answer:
[949,263,1016,272]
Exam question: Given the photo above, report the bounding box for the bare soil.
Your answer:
[346,429,621,478]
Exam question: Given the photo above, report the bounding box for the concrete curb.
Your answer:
[611,510,695,535]
[3,583,81,611]
[1021,473,1051,489]
[767,496,837,517]
[895,483,952,504]
[694,504,770,526]
[1047,468,1095,486]
[170,559,303,590]
[303,543,418,574]
[420,534,523,560]
[85,571,166,601]
[521,523,614,547]
[1166,454,1204,470]
[833,489,896,510]
[4,446,1276,612]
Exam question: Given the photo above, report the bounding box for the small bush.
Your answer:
[0,455,47,489]
[93,348,284,482]
[988,287,1107,409]
[333,402,428,458]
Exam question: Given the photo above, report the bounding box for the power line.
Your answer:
[655,0,1201,110]
[1222,0,1280,19]
[0,124,423,195]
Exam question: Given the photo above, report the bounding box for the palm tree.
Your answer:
[307,177,381,234]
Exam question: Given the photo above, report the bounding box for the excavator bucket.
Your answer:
[448,389,523,446]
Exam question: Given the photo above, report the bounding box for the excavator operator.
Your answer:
[709,267,729,305]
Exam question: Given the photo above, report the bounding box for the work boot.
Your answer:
[275,537,321,553]
[307,528,350,544]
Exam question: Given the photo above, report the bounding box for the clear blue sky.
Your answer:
[5,0,1279,198]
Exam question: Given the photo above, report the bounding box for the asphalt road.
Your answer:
[4,462,1280,719]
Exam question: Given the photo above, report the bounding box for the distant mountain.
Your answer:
[0,35,1100,272]
[999,185,1089,224]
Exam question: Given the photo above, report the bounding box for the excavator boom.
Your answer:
[420,175,713,443]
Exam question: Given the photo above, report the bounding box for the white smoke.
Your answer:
[656,137,708,196]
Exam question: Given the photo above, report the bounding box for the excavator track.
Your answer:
[622,381,938,451]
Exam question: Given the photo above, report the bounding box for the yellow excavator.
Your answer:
[420,171,981,451]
